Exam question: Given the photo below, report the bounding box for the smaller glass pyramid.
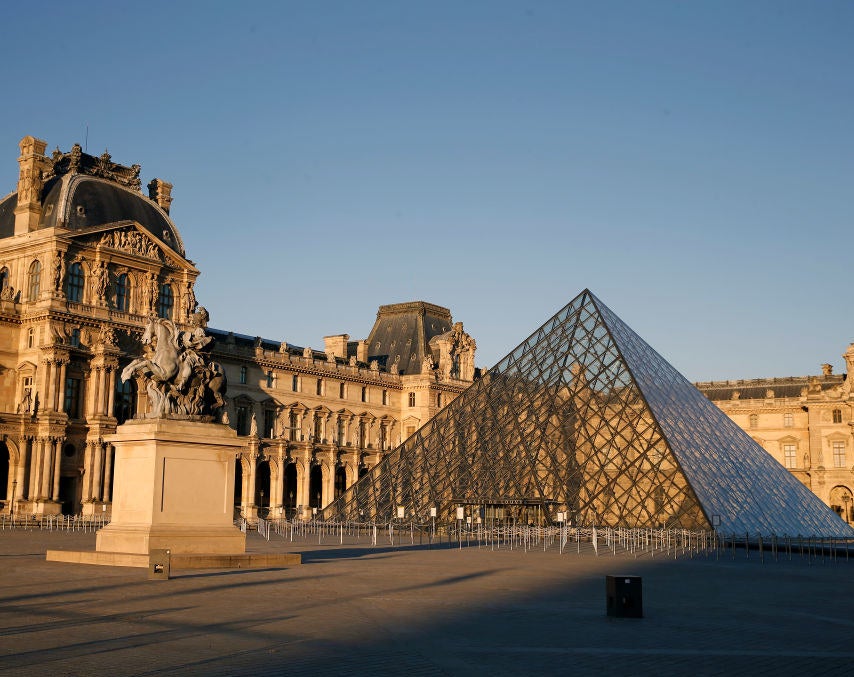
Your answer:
[323,290,853,538]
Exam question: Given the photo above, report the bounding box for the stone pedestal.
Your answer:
[95,418,245,555]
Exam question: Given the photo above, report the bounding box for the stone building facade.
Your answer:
[696,347,854,525]
[0,135,477,520]
[1,134,850,525]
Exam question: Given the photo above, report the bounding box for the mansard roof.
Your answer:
[366,301,454,375]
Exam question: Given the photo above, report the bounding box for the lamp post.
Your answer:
[10,479,16,518]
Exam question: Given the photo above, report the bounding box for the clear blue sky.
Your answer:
[2,1,852,381]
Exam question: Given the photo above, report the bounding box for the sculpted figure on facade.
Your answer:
[0,284,16,301]
[183,282,196,319]
[120,307,227,420]
[93,260,109,301]
[53,251,64,292]
[146,273,158,312]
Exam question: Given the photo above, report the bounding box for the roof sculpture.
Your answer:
[323,289,853,537]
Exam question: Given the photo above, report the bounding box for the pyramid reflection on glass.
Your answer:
[323,290,853,537]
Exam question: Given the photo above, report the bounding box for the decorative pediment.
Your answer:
[97,228,164,262]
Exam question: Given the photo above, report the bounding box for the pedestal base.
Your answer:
[94,418,246,556]
[96,524,246,555]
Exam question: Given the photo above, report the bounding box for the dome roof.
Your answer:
[0,144,185,256]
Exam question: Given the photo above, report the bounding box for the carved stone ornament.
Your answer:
[120,307,228,421]
[99,229,163,261]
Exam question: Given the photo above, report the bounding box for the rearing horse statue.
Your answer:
[121,310,227,420]
[121,317,181,418]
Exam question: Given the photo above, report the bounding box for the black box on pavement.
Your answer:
[606,575,642,618]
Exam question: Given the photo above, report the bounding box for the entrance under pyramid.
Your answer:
[322,290,853,538]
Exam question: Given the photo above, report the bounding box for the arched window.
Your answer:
[832,409,843,424]
[0,267,9,293]
[115,273,130,312]
[157,283,173,318]
[27,260,41,301]
[66,262,84,302]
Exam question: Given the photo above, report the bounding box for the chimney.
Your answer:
[324,334,350,359]
[14,135,48,235]
[356,339,369,363]
[147,178,173,214]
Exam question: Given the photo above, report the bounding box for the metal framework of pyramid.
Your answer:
[323,290,853,538]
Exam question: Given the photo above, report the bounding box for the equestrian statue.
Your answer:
[120,307,227,420]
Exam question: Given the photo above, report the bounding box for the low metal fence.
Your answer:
[0,513,110,532]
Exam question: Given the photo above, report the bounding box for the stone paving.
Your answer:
[1,530,853,676]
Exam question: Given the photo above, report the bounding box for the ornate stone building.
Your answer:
[1,134,849,525]
[696,347,854,525]
[0,135,477,520]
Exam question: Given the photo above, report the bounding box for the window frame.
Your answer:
[66,261,84,302]
[27,260,41,301]
[115,272,130,312]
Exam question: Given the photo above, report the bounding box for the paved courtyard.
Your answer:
[1,530,853,676]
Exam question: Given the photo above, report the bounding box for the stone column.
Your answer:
[99,366,109,416]
[297,459,310,513]
[56,362,68,413]
[106,369,116,417]
[15,439,29,501]
[268,455,281,517]
[40,439,52,499]
[92,367,103,418]
[101,445,113,502]
[81,442,94,502]
[91,441,104,504]
[51,438,61,501]
[28,439,39,499]
[42,361,54,412]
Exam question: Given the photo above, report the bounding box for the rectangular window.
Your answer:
[292,374,299,392]
[361,386,367,403]
[239,366,247,384]
[236,406,249,436]
[339,382,345,399]
[382,389,387,406]
[64,377,81,419]
[783,413,794,428]
[833,442,846,468]
[408,392,416,407]
[264,410,276,438]
[783,444,797,469]
[437,392,443,408]
[749,414,758,429]
[289,412,298,441]
[406,426,415,438]
[27,328,34,348]
[316,378,323,396]
[832,409,843,424]
[266,371,274,388]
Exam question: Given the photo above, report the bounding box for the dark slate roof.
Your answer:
[0,192,16,239]
[695,374,845,401]
[0,174,185,255]
[366,301,453,375]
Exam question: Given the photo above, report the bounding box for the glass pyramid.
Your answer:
[323,290,853,538]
